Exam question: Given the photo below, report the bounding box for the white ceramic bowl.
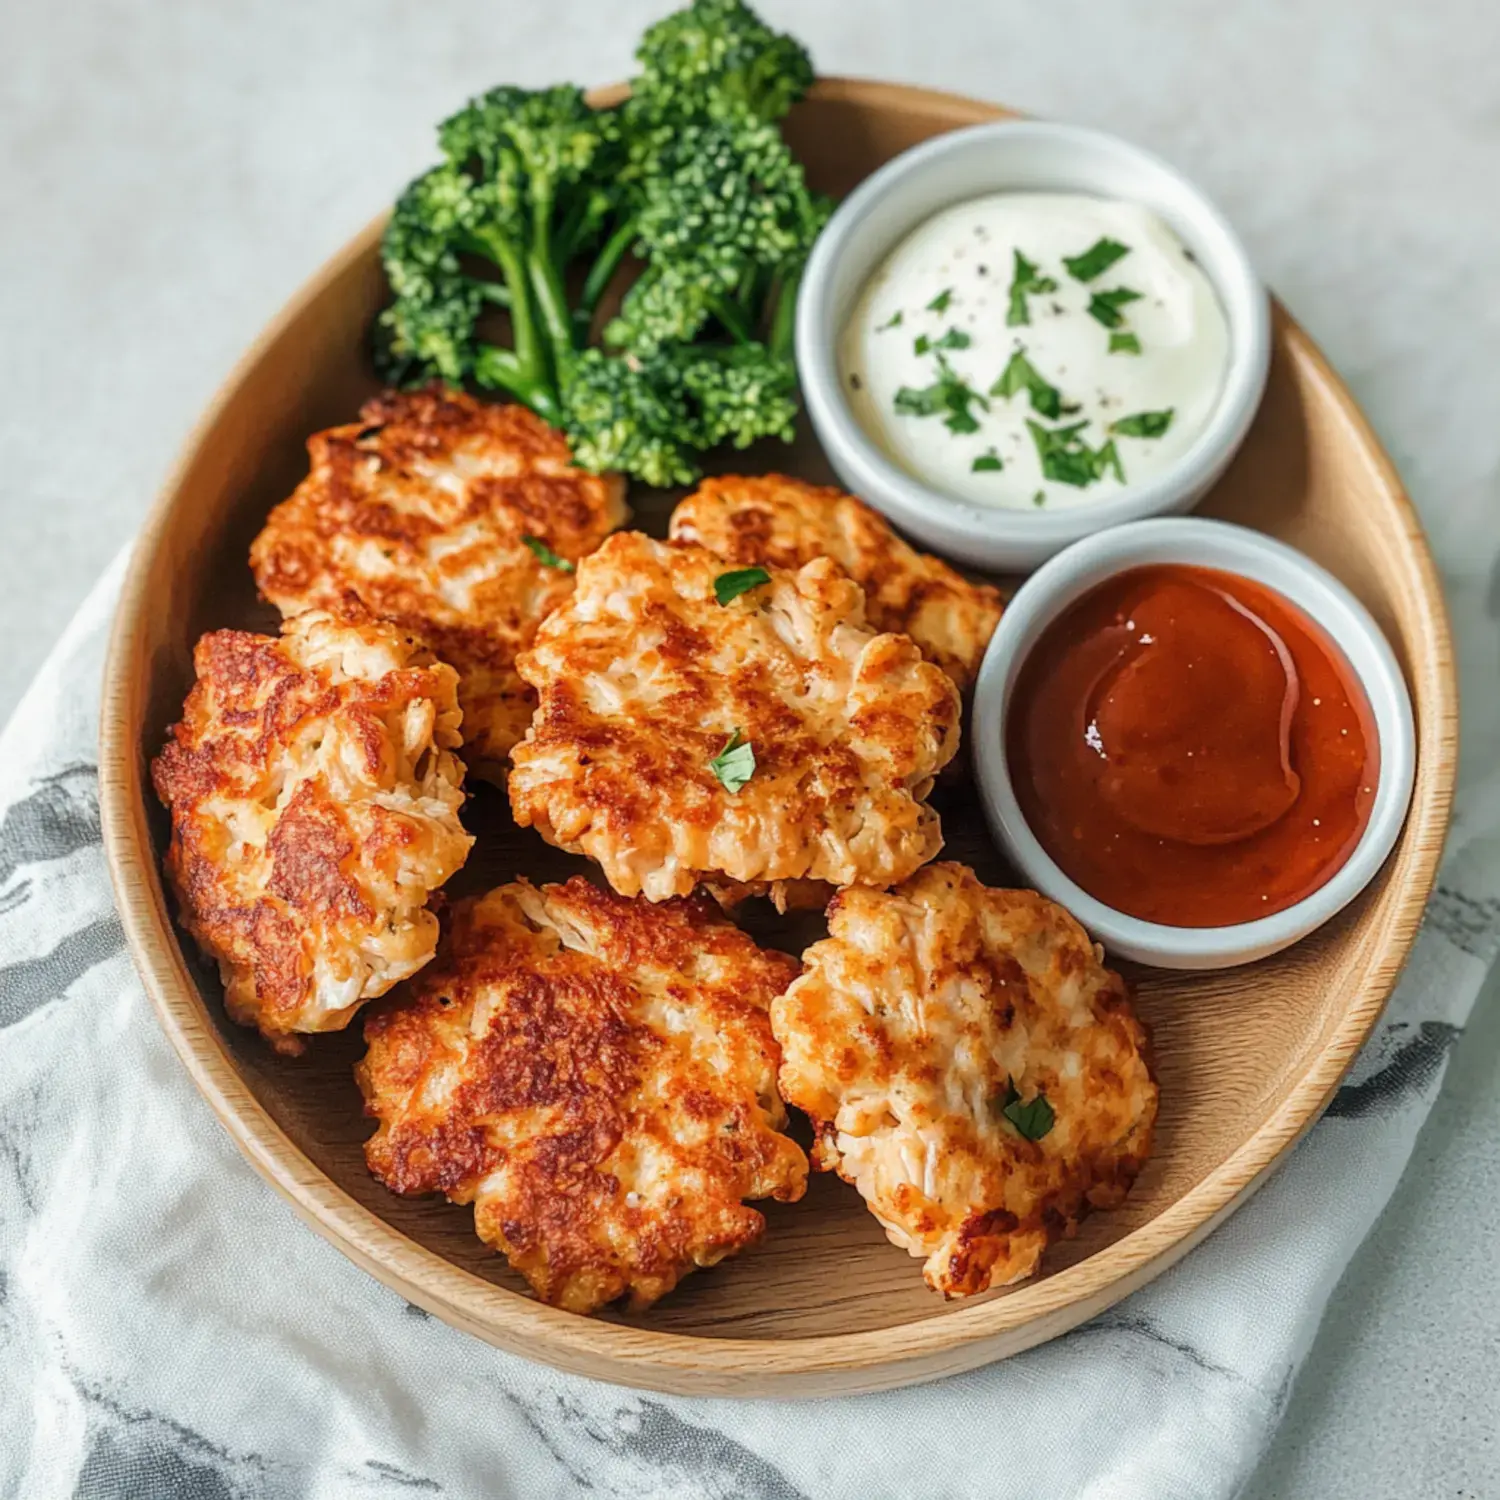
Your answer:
[796,119,1272,572]
[971,517,1416,968]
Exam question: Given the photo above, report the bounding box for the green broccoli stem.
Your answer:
[477,226,550,397]
[553,194,593,267]
[575,217,639,336]
[526,179,580,386]
[768,262,804,361]
[472,345,562,423]
[736,261,770,321]
[707,293,754,344]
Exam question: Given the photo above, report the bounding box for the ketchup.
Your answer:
[1007,565,1378,928]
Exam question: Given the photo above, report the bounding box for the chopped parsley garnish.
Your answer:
[522,535,573,572]
[1110,408,1176,439]
[1027,419,1127,488]
[1063,237,1131,282]
[996,1076,1056,1141]
[971,448,1003,473]
[914,327,971,356]
[708,729,755,793]
[713,566,771,605]
[1086,287,1144,329]
[1108,331,1142,355]
[1006,250,1058,327]
[926,287,954,313]
[877,309,904,331]
[990,348,1064,420]
[893,355,989,434]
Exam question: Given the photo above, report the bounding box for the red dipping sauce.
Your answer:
[1007,564,1378,928]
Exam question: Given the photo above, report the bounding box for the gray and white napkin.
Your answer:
[0,547,1495,1500]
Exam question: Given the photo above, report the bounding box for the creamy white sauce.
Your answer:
[839,193,1230,510]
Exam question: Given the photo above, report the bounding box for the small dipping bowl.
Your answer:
[796,119,1272,571]
[972,517,1416,968]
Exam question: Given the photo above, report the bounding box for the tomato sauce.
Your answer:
[1007,564,1378,928]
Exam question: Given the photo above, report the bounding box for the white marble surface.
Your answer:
[2,2,1497,1493]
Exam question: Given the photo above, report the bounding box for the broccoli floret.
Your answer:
[561,349,702,489]
[562,340,800,488]
[604,260,727,355]
[681,343,800,451]
[375,167,494,387]
[604,103,827,361]
[634,106,825,278]
[570,105,826,481]
[634,0,813,122]
[377,84,635,421]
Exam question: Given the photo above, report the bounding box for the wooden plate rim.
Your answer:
[98,77,1458,1395]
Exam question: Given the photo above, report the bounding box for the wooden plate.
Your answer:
[99,79,1457,1398]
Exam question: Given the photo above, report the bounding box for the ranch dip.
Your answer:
[839,193,1230,510]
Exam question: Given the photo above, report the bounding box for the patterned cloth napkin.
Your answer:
[1,547,1494,1500]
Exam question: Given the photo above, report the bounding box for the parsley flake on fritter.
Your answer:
[507,532,961,903]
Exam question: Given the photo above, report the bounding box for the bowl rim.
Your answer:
[796,116,1273,564]
[971,517,1419,967]
[96,76,1458,1398]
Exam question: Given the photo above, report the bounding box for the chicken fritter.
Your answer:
[151,609,473,1052]
[507,532,961,904]
[249,385,628,773]
[669,474,1005,691]
[771,863,1157,1297]
[357,877,809,1313]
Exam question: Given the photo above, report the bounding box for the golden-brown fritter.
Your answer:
[669,474,1005,691]
[249,385,628,772]
[357,877,808,1313]
[151,609,473,1052]
[507,532,961,904]
[771,863,1157,1297]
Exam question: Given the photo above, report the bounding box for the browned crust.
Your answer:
[771,862,1158,1296]
[670,473,1005,691]
[358,877,809,1313]
[249,385,627,767]
[151,613,471,1049]
[507,532,961,901]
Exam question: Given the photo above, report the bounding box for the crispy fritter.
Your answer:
[249,386,628,771]
[670,474,1005,691]
[771,863,1157,1296]
[507,532,961,903]
[357,877,808,1313]
[151,610,473,1051]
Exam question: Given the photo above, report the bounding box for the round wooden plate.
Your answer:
[100,79,1456,1398]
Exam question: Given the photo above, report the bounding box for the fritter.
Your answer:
[771,863,1157,1297]
[357,877,808,1313]
[249,385,628,772]
[669,473,1005,691]
[151,609,473,1052]
[507,532,961,903]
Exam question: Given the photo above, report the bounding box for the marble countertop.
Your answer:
[2,2,1497,1493]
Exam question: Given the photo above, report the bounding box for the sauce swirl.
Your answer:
[1007,565,1377,927]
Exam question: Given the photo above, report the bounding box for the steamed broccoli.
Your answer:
[374,0,823,484]
[633,0,814,123]
[377,84,634,423]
